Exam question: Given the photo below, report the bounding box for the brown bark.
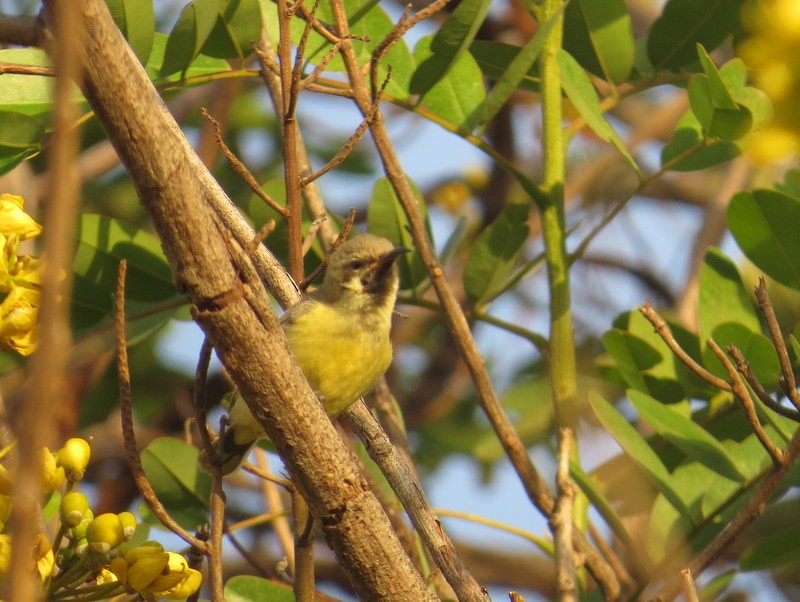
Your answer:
[47,1,435,599]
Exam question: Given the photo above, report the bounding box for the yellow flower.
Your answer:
[149,552,202,599]
[40,448,65,493]
[33,533,54,581]
[0,284,39,356]
[0,194,42,240]
[0,465,12,496]
[96,566,119,585]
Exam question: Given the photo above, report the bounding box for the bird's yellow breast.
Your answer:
[284,301,393,416]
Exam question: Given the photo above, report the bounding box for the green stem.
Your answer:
[538,0,576,428]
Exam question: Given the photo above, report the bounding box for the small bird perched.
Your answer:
[214,233,409,474]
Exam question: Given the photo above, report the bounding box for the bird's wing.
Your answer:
[279,297,318,329]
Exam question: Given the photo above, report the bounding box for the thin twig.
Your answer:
[193,337,225,601]
[292,489,315,602]
[344,402,490,602]
[301,213,327,256]
[299,208,356,290]
[729,346,800,422]
[755,277,800,410]
[225,521,274,578]
[115,260,207,551]
[708,340,785,466]
[640,303,732,391]
[369,0,450,96]
[681,568,699,602]
[551,428,577,602]
[244,461,295,490]
[200,108,286,216]
[301,76,388,186]
[254,448,296,574]
[0,62,53,76]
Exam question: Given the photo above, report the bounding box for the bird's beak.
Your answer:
[375,246,411,275]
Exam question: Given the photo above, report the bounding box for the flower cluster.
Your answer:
[739,0,800,161]
[0,193,43,356]
[0,437,202,600]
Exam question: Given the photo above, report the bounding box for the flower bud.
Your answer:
[153,553,203,599]
[70,509,94,540]
[109,556,128,584]
[73,537,88,558]
[40,448,65,493]
[117,511,136,541]
[56,438,91,482]
[85,513,124,554]
[60,492,90,528]
[126,550,168,592]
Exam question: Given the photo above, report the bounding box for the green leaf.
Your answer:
[661,110,741,171]
[463,203,529,303]
[562,0,634,84]
[696,44,737,110]
[409,0,492,97]
[366,177,431,292]
[740,526,800,570]
[628,390,747,482]
[413,35,486,132]
[0,48,84,118]
[146,33,231,84]
[469,41,540,92]
[687,75,752,140]
[140,437,211,530]
[696,248,778,380]
[698,570,737,601]
[647,0,745,71]
[557,50,639,174]
[588,392,690,516]
[203,0,263,60]
[0,111,44,176]
[697,247,759,346]
[473,10,560,128]
[72,215,183,332]
[728,189,800,290]
[224,575,296,601]
[105,0,156,64]
[160,0,223,77]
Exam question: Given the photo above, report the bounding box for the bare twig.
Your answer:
[640,303,732,392]
[369,0,450,96]
[193,337,225,601]
[551,428,577,602]
[116,261,207,550]
[708,339,785,466]
[299,209,356,290]
[755,277,800,410]
[0,62,53,76]
[728,346,800,422]
[200,108,286,216]
[254,449,296,574]
[509,593,528,602]
[292,489,315,602]
[301,214,327,256]
[301,75,388,186]
[680,568,699,602]
[344,402,490,602]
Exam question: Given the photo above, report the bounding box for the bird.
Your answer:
[213,233,409,474]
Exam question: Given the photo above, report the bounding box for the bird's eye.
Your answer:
[349,260,364,270]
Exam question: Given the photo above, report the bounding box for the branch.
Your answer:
[0,13,41,46]
[67,1,435,598]
[550,429,577,602]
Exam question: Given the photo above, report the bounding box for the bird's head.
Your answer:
[318,234,410,312]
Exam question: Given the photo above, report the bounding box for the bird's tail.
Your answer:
[199,392,264,475]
